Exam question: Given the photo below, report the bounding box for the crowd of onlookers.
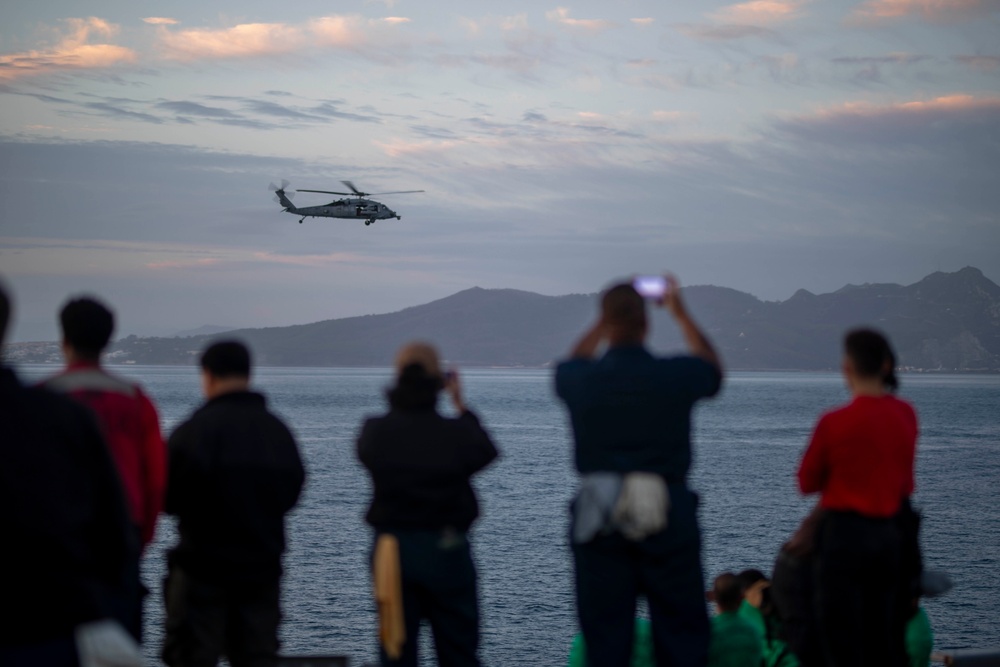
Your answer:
[0,275,934,667]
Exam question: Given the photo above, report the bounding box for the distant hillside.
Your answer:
[5,267,999,371]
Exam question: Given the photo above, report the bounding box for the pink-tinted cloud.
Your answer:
[774,94,1000,143]
[0,17,136,80]
[158,22,301,60]
[155,15,412,61]
[709,0,806,24]
[848,0,1000,24]
[545,8,617,32]
[142,17,179,25]
[630,18,656,27]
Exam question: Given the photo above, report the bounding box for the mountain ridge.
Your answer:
[5,268,999,371]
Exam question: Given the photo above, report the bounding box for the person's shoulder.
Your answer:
[556,357,595,374]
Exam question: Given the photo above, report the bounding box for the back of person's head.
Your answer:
[736,569,768,592]
[389,341,443,410]
[711,572,744,613]
[844,328,898,392]
[200,340,252,379]
[0,280,10,347]
[601,283,647,342]
[60,296,114,360]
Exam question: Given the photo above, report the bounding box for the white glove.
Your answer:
[74,619,142,667]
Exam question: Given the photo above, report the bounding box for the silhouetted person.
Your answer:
[357,342,499,667]
[797,328,916,667]
[162,340,305,667]
[556,277,722,667]
[0,281,141,667]
[42,295,166,640]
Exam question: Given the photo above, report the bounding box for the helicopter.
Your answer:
[268,180,424,226]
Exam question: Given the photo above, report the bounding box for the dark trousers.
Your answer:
[375,530,481,667]
[572,486,709,667]
[814,511,906,667]
[162,565,281,667]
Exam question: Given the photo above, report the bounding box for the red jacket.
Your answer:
[44,362,167,548]
[798,394,917,518]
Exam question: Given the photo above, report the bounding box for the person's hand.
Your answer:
[659,274,689,321]
[444,368,467,413]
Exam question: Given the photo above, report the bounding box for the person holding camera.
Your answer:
[555,276,722,667]
[357,342,499,667]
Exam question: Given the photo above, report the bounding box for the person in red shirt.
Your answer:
[796,328,917,667]
[43,296,167,642]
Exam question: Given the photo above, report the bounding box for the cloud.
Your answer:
[630,18,656,27]
[953,55,1000,69]
[155,100,241,119]
[142,17,178,25]
[0,17,136,80]
[676,23,784,41]
[847,0,1000,24]
[709,0,806,24]
[771,94,1000,145]
[379,17,411,25]
[545,8,617,33]
[831,53,928,65]
[158,22,301,60]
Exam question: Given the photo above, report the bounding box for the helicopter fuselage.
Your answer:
[287,197,400,223]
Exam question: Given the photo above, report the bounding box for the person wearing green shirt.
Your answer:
[709,573,764,667]
[906,605,933,667]
[567,618,654,667]
[735,570,799,667]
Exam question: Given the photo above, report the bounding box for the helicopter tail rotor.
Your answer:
[269,180,295,204]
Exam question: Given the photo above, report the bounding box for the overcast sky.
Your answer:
[1,0,998,342]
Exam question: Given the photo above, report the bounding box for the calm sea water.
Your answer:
[14,365,1000,665]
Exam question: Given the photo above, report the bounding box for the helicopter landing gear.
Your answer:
[364,219,375,226]
[298,218,305,224]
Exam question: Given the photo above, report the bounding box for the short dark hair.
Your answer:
[844,328,898,392]
[736,569,768,592]
[712,572,743,612]
[0,281,11,346]
[200,340,251,378]
[601,283,647,334]
[60,297,114,359]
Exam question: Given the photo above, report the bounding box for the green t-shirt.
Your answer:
[567,618,654,667]
[709,610,764,667]
[737,600,799,667]
[906,607,933,667]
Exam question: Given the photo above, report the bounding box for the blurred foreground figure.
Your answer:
[357,342,499,667]
[797,329,917,667]
[555,277,723,667]
[163,340,305,667]
[0,282,141,667]
[43,296,167,640]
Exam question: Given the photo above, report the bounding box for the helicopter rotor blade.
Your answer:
[297,189,353,196]
[341,180,364,196]
[367,190,425,196]
[268,179,292,192]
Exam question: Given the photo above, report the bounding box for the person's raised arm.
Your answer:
[660,275,721,371]
[568,319,607,360]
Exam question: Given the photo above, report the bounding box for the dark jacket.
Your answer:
[0,367,137,646]
[166,390,305,585]
[357,406,498,532]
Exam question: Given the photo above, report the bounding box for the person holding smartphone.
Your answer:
[357,342,499,667]
[555,276,723,667]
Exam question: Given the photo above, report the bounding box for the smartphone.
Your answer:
[633,275,667,300]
